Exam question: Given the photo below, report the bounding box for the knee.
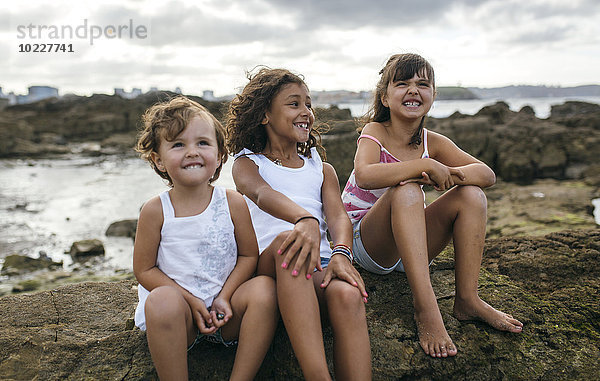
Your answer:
[325,281,364,314]
[246,276,278,312]
[455,185,487,210]
[265,231,293,264]
[145,286,186,325]
[273,231,292,246]
[389,183,424,207]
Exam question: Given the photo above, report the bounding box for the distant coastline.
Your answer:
[311,84,600,105]
[2,84,599,111]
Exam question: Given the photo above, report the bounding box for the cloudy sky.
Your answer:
[1,0,599,97]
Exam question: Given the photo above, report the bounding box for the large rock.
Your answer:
[69,239,105,258]
[1,254,62,276]
[106,219,138,238]
[0,92,225,157]
[1,229,598,380]
[427,101,600,183]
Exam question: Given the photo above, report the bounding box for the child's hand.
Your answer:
[320,255,369,303]
[399,172,435,186]
[189,297,217,334]
[426,159,465,191]
[209,297,233,328]
[278,217,322,278]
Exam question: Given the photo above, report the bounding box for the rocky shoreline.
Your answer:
[1,96,599,295]
[1,229,598,379]
[0,94,599,378]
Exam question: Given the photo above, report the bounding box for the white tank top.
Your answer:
[234,147,332,259]
[135,186,237,331]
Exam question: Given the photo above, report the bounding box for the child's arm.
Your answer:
[133,197,216,334]
[353,123,464,190]
[428,131,496,188]
[209,190,259,327]
[319,163,368,300]
[233,156,321,278]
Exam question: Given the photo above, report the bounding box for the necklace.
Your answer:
[263,153,283,166]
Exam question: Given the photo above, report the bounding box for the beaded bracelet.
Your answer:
[294,215,319,224]
[331,244,353,262]
[331,248,353,262]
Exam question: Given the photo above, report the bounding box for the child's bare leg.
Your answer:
[425,186,523,333]
[144,286,198,381]
[258,233,332,380]
[220,276,278,381]
[313,274,372,380]
[361,183,456,358]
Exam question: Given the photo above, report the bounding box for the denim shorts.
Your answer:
[352,219,405,274]
[188,328,238,351]
[318,256,330,270]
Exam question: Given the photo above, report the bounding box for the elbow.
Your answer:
[353,168,373,189]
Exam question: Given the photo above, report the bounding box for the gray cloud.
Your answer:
[146,1,287,47]
[506,25,573,46]
[237,0,488,29]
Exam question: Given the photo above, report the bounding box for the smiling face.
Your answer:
[263,82,314,144]
[151,115,221,188]
[382,72,435,121]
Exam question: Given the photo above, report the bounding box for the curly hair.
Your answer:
[135,96,228,187]
[226,67,325,158]
[363,53,435,147]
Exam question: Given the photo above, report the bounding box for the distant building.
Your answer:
[175,87,182,94]
[202,90,215,101]
[114,87,142,99]
[199,90,234,102]
[27,86,59,103]
[0,85,59,105]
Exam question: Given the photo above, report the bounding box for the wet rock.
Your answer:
[1,254,62,276]
[12,279,42,293]
[106,219,138,238]
[475,101,512,124]
[0,92,224,158]
[69,239,105,258]
[0,230,597,379]
[550,101,600,119]
[518,105,536,116]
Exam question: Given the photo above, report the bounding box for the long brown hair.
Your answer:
[226,67,324,158]
[365,53,435,147]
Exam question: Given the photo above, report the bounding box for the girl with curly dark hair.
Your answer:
[227,68,371,380]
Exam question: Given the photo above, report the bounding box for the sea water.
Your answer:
[332,96,600,118]
[0,156,235,270]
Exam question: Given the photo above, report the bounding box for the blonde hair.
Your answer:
[136,96,227,186]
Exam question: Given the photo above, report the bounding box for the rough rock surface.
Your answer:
[3,94,598,186]
[426,101,600,184]
[322,101,600,186]
[1,229,598,380]
[1,254,62,276]
[105,219,138,239]
[69,239,105,258]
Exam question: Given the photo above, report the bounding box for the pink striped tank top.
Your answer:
[341,129,429,225]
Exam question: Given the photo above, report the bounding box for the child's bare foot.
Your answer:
[453,296,523,333]
[414,309,458,358]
